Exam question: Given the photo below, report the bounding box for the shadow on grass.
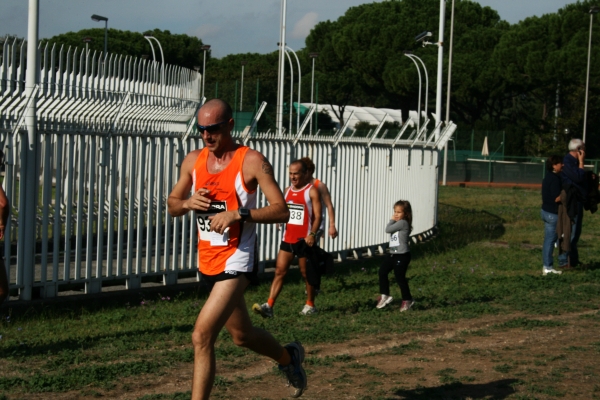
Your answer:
[412,204,505,258]
[391,379,517,399]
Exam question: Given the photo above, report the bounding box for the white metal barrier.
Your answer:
[0,37,454,301]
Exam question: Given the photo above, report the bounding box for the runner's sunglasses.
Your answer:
[196,120,228,133]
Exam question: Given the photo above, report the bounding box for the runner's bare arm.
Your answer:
[167,150,211,217]
[239,150,289,224]
[305,186,322,247]
[318,182,338,238]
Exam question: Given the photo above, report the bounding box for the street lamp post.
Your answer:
[240,61,247,111]
[583,5,600,142]
[142,36,158,92]
[90,14,108,60]
[143,34,165,87]
[201,44,211,100]
[442,0,456,186]
[283,49,294,134]
[405,53,429,127]
[435,0,446,140]
[285,46,301,134]
[144,37,157,62]
[404,52,423,134]
[276,0,287,135]
[82,36,93,55]
[309,52,318,135]
[194,65,201,98]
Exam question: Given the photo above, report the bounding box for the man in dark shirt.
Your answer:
[561,139,587,268]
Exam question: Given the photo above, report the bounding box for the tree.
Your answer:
[40,28,206,70]
[305,0,509,131]
[490,0,600,156]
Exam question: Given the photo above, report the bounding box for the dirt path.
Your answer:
[29,309,599,400]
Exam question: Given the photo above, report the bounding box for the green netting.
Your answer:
[447,130,506,161]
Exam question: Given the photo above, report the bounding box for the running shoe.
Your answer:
[279,341,307,398]
[376,294,394,309]
[400,300,415,312]
[252,302,274,318]
[299,304,318,315]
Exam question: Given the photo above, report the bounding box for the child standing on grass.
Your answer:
[376,200,414,312]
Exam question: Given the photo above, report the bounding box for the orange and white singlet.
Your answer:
[193,146,257,276]
[282,183,314,244]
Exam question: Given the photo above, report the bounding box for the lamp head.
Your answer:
[309,52,319,58]
[82,37,93,43]
[201,45,211,51]
[91,14,108,22]
[590,6,600,14]
[415,31,432,43]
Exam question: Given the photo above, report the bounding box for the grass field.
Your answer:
[0,186,599,399]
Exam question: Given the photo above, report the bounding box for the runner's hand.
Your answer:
[184,188,212,212]
[305,235,315,247]
[209,210,240,234]
[329,226,338,239]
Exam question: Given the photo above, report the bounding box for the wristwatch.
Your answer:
[238,208,250,223]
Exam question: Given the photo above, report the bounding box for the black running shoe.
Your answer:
[278,341,307,397]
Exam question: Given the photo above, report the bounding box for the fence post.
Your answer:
[542,161,546,180]
[470,129,474,156]
[234,79,238,121]
[256,78,259,112]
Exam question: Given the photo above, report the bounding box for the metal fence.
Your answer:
[441,158,600,185]
[0,38,454,301]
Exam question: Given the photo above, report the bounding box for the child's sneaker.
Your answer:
[542,267,562,276]
[299,304,318,315]
[376,294,394,309]
[400,300,415,312]
[252,302,274,318]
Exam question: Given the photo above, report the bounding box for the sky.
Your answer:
[0,0,578,58]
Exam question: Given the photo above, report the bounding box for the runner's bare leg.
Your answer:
[298,257,315,303]
[268,250,295,301]
[225,286,285,358]
[191,276,287,400]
